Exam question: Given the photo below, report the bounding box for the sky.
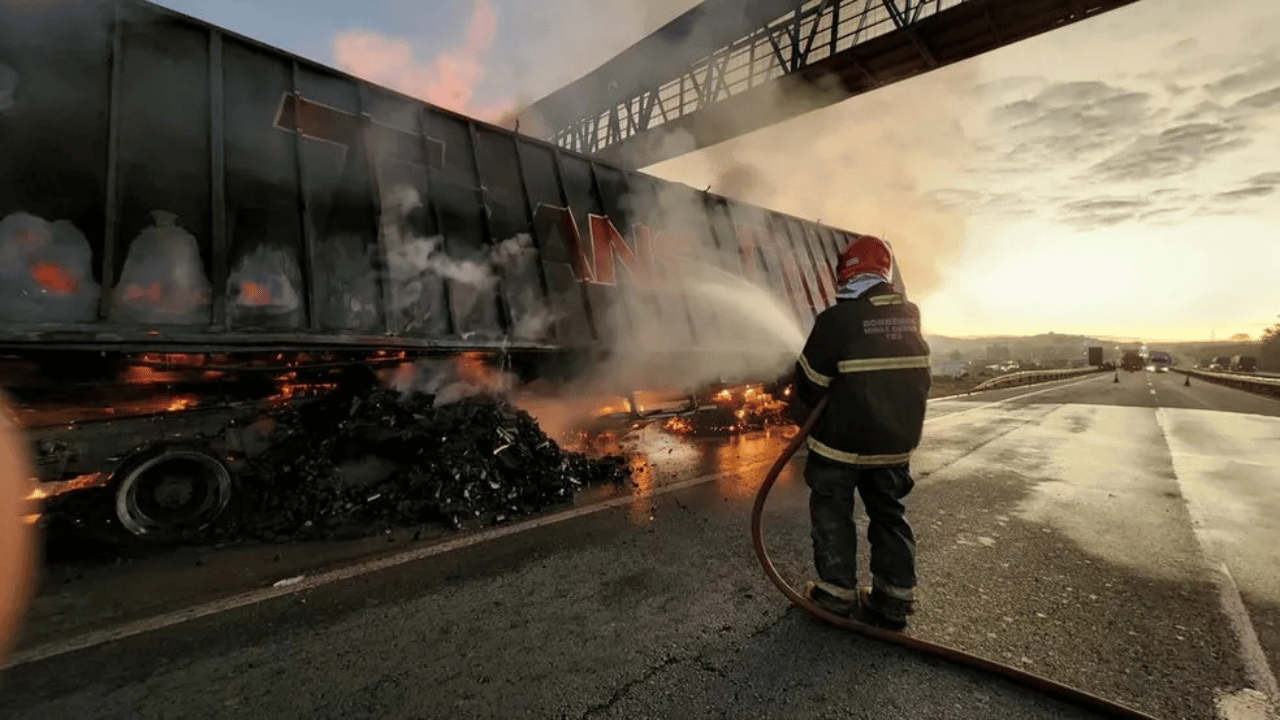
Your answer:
[151,0,1280,342]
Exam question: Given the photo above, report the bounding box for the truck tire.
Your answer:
[113,446,233,541]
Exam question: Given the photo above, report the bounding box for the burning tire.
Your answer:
[113,447,233,540]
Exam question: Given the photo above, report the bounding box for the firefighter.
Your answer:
[786,235,930,630]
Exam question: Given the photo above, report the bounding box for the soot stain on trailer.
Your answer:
[1,0,857,550]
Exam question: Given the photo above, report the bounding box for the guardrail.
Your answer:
[1176,369,1280,398]
[969,367,1105,393]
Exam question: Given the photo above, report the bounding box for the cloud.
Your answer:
[1233,86,1280,113]
[332,0,513,122]
[1246,171,1280,186]
[1208,58,1280,96]
[924,188,1036,219]
[983,81,1156,173]
[1057,197,1151,230]
[1089,122,1250,182]
[1216,185,1275,202]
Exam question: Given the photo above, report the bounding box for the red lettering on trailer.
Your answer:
[533,205,656,286]
[532,205,827,310]
[587,214,655,285]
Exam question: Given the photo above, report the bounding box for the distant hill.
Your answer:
[924,332,1264,367]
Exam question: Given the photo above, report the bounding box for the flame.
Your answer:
[240,281,273,306]
[167,397,197,412]
[125,281,163,303]
[454,352,511,393]
[139,353,208,368]
[597,398,633,416]
[121,364,182,385]
[663,384,791,437]
[31,262,78,294]
[25,472,108,502]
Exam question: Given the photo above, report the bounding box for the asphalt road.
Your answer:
[2,371,1278,720]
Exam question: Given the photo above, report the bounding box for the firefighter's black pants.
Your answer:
[804,453,917,592]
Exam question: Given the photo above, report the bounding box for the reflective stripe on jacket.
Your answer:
[792,283,931,467]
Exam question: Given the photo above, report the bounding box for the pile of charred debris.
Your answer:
[40,366,631,557]
[220,373,631,542]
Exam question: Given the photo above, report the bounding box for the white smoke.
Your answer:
[379,183,559,340]
[383,352,523,407]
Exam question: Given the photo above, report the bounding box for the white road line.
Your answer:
[1154,409,1280,704]
[6,459,775,669]
[7,374,1102,669]
[1216,562,1280,699]
[925,374,1104,426]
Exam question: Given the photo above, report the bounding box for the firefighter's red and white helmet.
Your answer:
[836,234,894,285]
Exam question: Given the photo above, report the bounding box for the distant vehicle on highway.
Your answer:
[1147,351,1172,373]
[1210,356,1233,371]
[1121,351,1144,372]
[1231,356,1258,373]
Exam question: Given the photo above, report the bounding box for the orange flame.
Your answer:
[167,397,197,412]
[31,262,78,294]
[24,472,108,502]
[454,352,511,393]
[663,384,790,437]
[240,281,273,306]
[125,281,164,303]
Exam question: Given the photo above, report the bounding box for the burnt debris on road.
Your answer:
[224,377,631,539]
[39,368,631,560]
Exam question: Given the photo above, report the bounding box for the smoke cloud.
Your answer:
[645,62,981,299]
[332,0,514,123]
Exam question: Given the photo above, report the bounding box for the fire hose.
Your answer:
[750,395,1157,720]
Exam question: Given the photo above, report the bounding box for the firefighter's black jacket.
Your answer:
[789,283,931,467]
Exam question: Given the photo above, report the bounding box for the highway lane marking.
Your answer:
[1154,408,1279,704]
[924,374,1105,426]
[1215,562,1280,700]
[6,375,1102,669]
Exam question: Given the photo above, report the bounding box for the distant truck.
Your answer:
[1209,356,1233,371]
[1121,351,1144,372]
[1087,346,1103,367]
[1146,351,1172,373]
[1231,356,1258,372]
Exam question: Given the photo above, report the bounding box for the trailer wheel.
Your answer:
[114,448,233,540]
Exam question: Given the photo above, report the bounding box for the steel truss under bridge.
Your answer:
[518,0,1144,168]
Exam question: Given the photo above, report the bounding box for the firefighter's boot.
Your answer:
[858,581,915,630]
[802,581,860,618]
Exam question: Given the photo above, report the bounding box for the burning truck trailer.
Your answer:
[0,0,871,547]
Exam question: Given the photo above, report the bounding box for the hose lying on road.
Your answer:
[750,395,1157,720]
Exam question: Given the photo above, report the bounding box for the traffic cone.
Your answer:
[1184,374,1190,387]
[1113,372,1119,383]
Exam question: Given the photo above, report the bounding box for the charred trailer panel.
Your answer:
[0,0,885,538]
[0,0,860,367]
